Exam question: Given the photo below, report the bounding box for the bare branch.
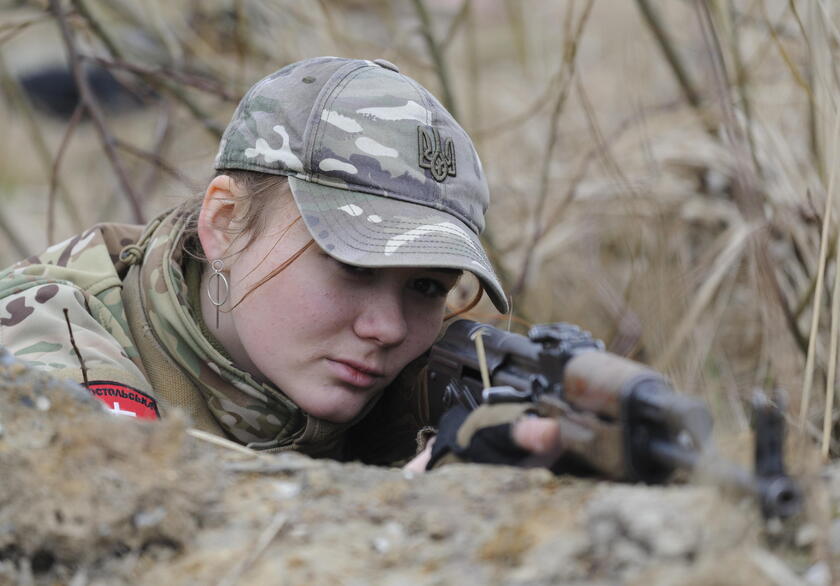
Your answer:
[0,50,84,236]
[48,102,85,245]
[71,0,225,139]
[411,0,458,119]
[115,138,194,189]
[510,0,596,301]
[439,0,471,51]
[85,55,236,102]
[636,0,714,133]
[50,0,146,223]
[63,307,90,389]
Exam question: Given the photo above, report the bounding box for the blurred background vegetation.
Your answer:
[1,0,838,455]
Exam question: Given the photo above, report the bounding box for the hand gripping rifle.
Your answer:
[426,319,802,519]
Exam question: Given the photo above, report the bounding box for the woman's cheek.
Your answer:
[407,307,445,349]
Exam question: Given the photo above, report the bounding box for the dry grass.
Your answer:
[0,0,838,451]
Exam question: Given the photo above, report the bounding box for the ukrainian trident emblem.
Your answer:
[417,125,457,182]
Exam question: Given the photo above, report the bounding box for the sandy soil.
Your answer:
[0,351,830,586]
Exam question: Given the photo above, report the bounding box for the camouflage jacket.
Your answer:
[0,207,430,463]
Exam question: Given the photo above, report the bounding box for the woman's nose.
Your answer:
[353,289,408,347]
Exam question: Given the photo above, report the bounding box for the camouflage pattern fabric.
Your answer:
[215,57,509,314]
[0,223,150,393]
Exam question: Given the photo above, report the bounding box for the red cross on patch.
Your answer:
[86,381,160,420]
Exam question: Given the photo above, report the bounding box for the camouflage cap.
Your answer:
[215,56,508,313]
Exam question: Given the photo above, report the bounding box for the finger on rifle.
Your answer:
[403,436,435,474]
[512,417,563,460]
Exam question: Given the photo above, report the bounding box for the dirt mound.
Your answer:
[0,354,219,583]
[0,353,827,585]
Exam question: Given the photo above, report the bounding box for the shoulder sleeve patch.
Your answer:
[86,381,160,420]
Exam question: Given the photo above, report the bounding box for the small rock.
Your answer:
[765,517,784,537]
[273,481,301,499]
[750,548,806,586]
[372,536,390,554]
[371,521,405,554]
[804,561,830,586]
[35,396,50,411]
[796,523,819,548]
[133,507,167,529]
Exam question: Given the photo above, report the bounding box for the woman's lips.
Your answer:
[326,359,383,389]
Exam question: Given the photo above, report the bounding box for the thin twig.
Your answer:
[439,0,470,51]
[758,1,809,92]
[138,103,176,196]
[71,0,119,56]
[63,308,89,389]
[756,1,818,180]
[473,67,566,140]
[0,51,84,234]
[114,138,194,188]
[232,0,248,92]
[50,0,146,223]
[140,0,183,67]
[85,55,236,101]
[0,209,29,259]
[730,2,798,38]
[575,76,641,198]
[48,102,85,246]
[786,0,822,179]
[656,224,753,370]
[185,428,263,458]
[822,225,840,456]
[503,0,528,69]
[510,0,595,300]
[764,250,809,356]
[799,110,840,430]
[726,2,762,178]
[635,0,704,112]
[411,0,458,119]
[794,234,838,320]
[0,15,49,33]
[0,15,47,46]
[464,0,480,134]
[156,80,226,138]
[72,0,225,139]
[216,513,288,586]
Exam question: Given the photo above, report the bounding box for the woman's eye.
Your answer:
[412,278,448,298]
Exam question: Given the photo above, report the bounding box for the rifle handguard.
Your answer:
[427,319,711,482]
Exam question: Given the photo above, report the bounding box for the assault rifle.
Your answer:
[426,320,802,520]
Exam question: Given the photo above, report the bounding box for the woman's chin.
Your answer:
[301,393,369,423]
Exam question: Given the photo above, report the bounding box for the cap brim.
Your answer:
[288,176,509,314]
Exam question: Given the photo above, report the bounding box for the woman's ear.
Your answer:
[197,175,243,262]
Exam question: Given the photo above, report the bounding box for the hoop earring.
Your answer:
[207,259,230,329]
